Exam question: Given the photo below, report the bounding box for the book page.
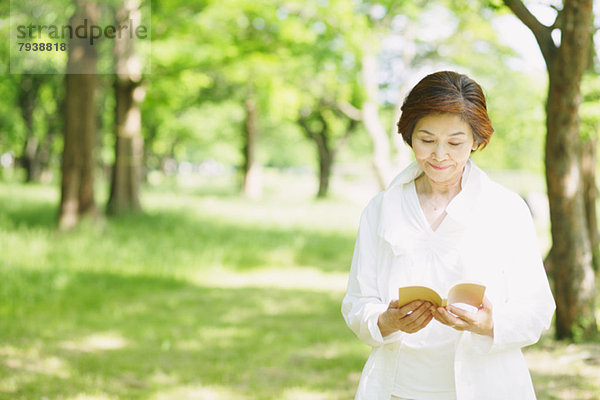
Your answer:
[398,286,443,308]
[446,283,486,308]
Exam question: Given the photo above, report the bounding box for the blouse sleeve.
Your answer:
[341,194,404,347]
[467,194,555,354]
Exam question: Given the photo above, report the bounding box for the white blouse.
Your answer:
[391,177,466,399]
[342,159,555,400]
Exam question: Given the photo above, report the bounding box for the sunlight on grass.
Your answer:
[65,394,119,400]
[200,267,348,291]
[0,345,70,379]
[525,341,600,400]
[60,333,129,353]
[149,384,242,400]
[281,388,330,400]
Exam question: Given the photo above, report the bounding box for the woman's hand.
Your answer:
[433,296,494,337]
[377,300,436,337]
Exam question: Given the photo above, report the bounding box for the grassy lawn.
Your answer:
[0,173,598,400]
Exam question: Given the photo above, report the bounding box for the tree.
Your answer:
[58,0,100,229]
[242,85,261,199]
[503,0,597,339]
[17,75,44,182]
[298,102,357,198]
[352,0,424,189]
[107,0,145,215]
[196,1,278,198]
[278,0,367,198]
[14,74,63,183]
[4,1,66,184]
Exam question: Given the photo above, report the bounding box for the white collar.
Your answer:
[379,159,486,243]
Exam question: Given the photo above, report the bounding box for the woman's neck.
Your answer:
[415,173,462,201]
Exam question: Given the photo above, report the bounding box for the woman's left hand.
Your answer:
[432,296,494,337]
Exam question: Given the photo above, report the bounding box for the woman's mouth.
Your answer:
[429,162,451,170]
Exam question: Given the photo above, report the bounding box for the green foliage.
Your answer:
[571,315,600,343]
[260,118,314,167]
[0,78,25,154]
[0,0,560,178]
[472,71,547,173]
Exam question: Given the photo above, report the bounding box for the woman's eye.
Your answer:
[421,139,434,143]
[449,142,463,146]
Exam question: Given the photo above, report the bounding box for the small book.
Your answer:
[397,282,486,309]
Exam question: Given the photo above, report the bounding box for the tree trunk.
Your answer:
[504,0,597,339]
[315,131,333,198]
[18,75,43,182]
[37,127,56,183]
[581,135,599,272]
[107,0,145,215]
[298,109,349,199]
[58,1,100,230]
[361,53,393,189]
[38,78,63,183]
[22,136,41,182]
[544,0,597,339]
[242,93,262,199]
[143,124,159,182]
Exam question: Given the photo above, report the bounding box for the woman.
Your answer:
[342,71,555,400]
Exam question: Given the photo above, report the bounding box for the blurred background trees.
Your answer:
[0,0,598,339]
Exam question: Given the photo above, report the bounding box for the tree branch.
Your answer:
[337,101,362,121]
[335,119,357,152]
[297,115,318,142]
[503,0,556,65]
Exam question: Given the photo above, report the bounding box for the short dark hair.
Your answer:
[396,71,494,150]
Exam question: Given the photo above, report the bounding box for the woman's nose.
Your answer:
[433,143,448,159]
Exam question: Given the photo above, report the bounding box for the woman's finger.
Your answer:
[404,311,434,332]
[403,301,433,322]
[396,302,435,333]
[409,304,433,324]
[446,305,478,327]
[435,307,467,330]
[446,305,471,319]
[414,309,434,329]
[481,296,493,310]
[397,300,424,317]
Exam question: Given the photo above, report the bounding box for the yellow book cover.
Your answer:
[397,282,486,309]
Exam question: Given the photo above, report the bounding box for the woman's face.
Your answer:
[412,113,477,187]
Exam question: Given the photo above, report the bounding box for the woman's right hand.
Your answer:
[377,300,435,337]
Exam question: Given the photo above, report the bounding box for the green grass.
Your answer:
[0,176,598,400]
[0,179,366,400]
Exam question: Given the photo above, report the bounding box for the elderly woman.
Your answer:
[342,71,555,400]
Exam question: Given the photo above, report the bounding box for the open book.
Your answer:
[398,282,486,309]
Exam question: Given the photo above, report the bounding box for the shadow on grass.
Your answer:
[0,184,57,230]
[84,209,355,273]
[1,268,366,399]
[526,339,600,400]
[0,186,356,274]
[531,371,599,400]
